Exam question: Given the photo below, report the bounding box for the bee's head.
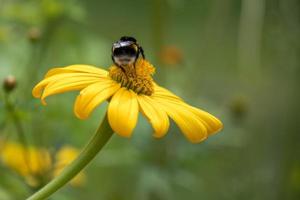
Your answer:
[112,36,144,67]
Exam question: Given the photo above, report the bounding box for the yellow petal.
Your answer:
[0,141,52,177]
[153,83,182,101]
[33,73,108,105]
[45,65,108,78]
[0,142,29,176]
[27,148,52,175]
[138,95,169,138]
[156,99,208,143]
[108,88,139,137]
[32,65,109,104]
[74,80,120,119]
[188,106,223,135]
[158,98,223,136]
[153,85,223,139]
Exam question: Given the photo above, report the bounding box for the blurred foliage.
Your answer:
[0,0,299,199]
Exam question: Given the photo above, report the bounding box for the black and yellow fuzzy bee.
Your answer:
[111,36,145,68]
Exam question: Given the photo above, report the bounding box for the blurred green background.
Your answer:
[0,0,299,199]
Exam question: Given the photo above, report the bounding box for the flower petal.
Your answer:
[188,106,223,136]
[74,80,120,119]
[108,88,139,137]
[32,65,110,105]
[156,99,208,143]
[157,98,223,136]
[138,95,169,138]
[152,83,182,101]
[45,65,108,78]
[153,85,223,139]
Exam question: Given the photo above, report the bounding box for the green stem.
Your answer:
[4,94,27,146]
[26,113,114,200]
[4,93,32,171]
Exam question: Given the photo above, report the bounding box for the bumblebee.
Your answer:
[112,36,145,68]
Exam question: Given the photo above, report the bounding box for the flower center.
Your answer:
[108,59,155,95]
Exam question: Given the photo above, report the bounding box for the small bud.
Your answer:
[229,96,248,122]
[3,75,17,93]
[27,27,42,43]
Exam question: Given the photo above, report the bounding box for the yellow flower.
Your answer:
[53,146,86,187]
[33,59,223,143]
[0,141,52,187]
[0,141,85,187]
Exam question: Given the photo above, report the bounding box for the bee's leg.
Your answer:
[139,46,145,59]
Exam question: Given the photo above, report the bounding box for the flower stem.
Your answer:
[4,93,28,147]
[3,93,33,172]
[26,113,114,200]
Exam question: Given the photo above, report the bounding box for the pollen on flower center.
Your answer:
[108,59,155,95]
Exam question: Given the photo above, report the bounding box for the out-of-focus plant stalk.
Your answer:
[152,0,166,83]
[24,18,64,150]
[26,113,114,200]
[238,0,265,81]
[4,95,27,145]
[24,18,63,100]
[3,93,32,171]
